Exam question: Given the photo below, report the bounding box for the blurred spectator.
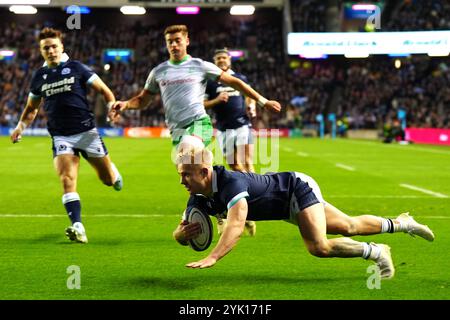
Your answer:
[291,0,327,32]
[385,0,450,31]
[383,118,406,143]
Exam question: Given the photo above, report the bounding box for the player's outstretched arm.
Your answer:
[10,96,41,144]
[109,89,153,122]
[186,198,248,269]
[218,72,281,113]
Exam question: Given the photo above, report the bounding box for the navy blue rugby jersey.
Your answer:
[185,166,319,221]
[29,60,99,136]
[205,71,250,131]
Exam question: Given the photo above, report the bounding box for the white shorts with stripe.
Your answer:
[216,125,254,158]
[52,128,108,158]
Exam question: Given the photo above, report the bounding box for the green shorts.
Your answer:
[171,116,213,147]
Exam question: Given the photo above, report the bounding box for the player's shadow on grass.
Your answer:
[217,274,363,285]
[127,276,197,291]
[126,274,361,292]
[36,233,61,241]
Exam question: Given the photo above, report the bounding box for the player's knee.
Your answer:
[346,220,359,236]
[60,174,76,188]
[307,241,331,258]
[341,219,358,236]
[331,219,358,236]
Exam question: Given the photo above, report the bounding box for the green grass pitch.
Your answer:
[0,136,449,300]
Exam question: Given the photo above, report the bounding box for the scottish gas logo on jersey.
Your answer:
[42,76,75,97]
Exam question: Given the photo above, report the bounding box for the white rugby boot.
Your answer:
[396,212,435,242]
[371,243,395,279]
[65,222,88,244]
[113,174,123,191]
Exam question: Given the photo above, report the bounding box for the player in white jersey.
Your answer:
[110,25,281,154]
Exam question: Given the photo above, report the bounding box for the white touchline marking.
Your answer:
[342,140,450,156]
[297,152,309,157]
[335,163,355,171]
[399,184,448,198]
[327,195,432,198]
[283,147,293,152]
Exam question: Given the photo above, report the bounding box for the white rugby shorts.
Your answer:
[216,125,254,158]
[52,128,108,158]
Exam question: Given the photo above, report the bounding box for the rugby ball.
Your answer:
[187,207,213,252]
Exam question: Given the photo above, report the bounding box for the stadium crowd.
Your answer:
[290,0,327,32]
[385,0,450,31]
[0,1,449,132]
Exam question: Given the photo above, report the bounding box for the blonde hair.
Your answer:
[164,25,188,37]
[176,147,213,167]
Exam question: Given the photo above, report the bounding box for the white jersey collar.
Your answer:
[168,54,192,66]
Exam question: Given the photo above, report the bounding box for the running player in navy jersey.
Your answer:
[204,48,257,236]
[205,48,256,173]
[173,148,434,279]
[10,28,123,244]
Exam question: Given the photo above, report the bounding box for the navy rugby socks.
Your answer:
[62,192,82,224]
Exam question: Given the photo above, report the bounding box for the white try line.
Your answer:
[399,184,448,198]
[282,147,310,157]
[342,140,450,156]
[335,163,355,171]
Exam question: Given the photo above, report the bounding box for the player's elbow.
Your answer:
[226,219,246,236]
[226,200,248,235]
[230,78,245,90]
